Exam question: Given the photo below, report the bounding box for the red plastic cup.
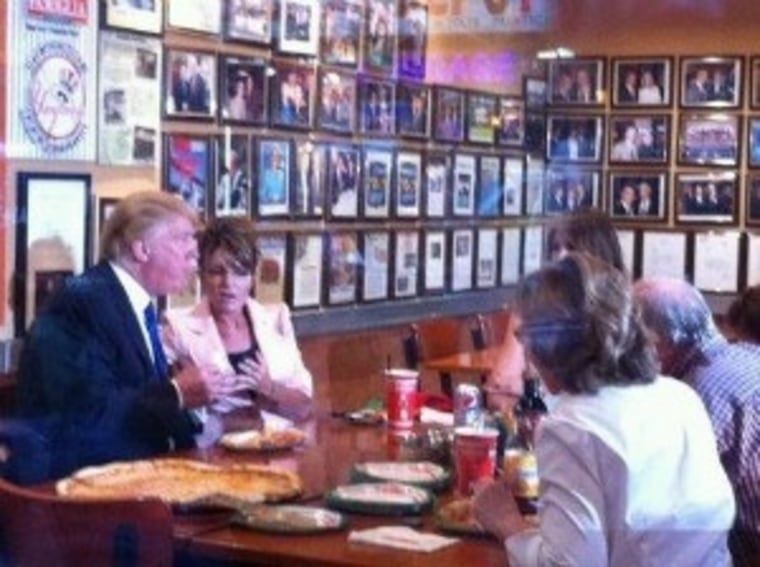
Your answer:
[385,369,419,430]
[453,427,499,495]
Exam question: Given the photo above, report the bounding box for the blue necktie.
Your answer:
[144,303,168,381]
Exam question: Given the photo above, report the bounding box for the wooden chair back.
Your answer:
[0,478,173,567]
[416,319,462,360]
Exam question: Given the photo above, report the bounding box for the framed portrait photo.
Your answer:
[362,146,393,219]
[317,69,357,134]
[476,155,502,217]
[608,171,668,222]
[397,0,428,80]
[326,231,360,305]
[395,150,422,218]
[544,167,600,215]
[424,152,450,218]
[214,134,251,217]
[611,57,672,108]
[680,56,742,109]
[255,234,288,304]
[396,82,431,139]
[269,61,316,130]
[523,76,547,110]
[496,97,524,147]
[675,171,738,225]
[256,138,291,217]
[223,0,273,44]
[289,232,324,309]
[393,230,420,298]
[547,114,604,163]
[467,92,498,145]
[320,0,362,67]
[678,113,739,167]
[746,117,760,168]
[164,133,211,215]
[167,0,222,34]
[503,156,524,217]
[102,0,163,34]
[362,231,391,302]
[745,173,760,226]
[362,0,396,74]
[327,144,360,219]
[608,114,669,164]
[219,56,268,125]
[164,48,217,119]
[547,58,605,106]
[423,230,447,294]
[358,77,396,136]
[433,87,465,143]
[452,154,476,217]
[293,140,326,218]
[277,0,321,56]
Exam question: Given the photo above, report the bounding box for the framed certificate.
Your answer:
[393,230,420,298]
[451,228,474,292]
[423,230,447,293]
[395,151,422,218]
[289,233,324,309]
[641,231,687,280]
[476,228,498,289]
[361,231,390,302]
[327,232,359,305]
[692,231,740,293]
[362,146,393,219]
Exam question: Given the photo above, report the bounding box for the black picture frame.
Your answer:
[452,154,476,217]
[547,57,606,106]
[326,231,360,305]
[432,86,465,143]
[255,233,288,304]
[524,112,546,154]
[362,0,396,75]
[679,55,743,109]
[544,167,600,215]
[317,68,357,134]
[611,56,673,108]
[293,140,326,218]
[392,230,420,298]
[362,145,393,219]
[608,114,670,165]
[466,91,498,145]
[424,151,450,218]
[502,155,524,217]
[289,232,324,309]
[361,230,391,302]
[395,150,422,218]
[396,81,430,139]
[475,228,499,289]
[745,173,760,226]
[396,0,428,80]
[223,0,273,45]
[546,114,604,163]
[751,57,760,109]
[320,0,363,67]
[677,112,740,167]
[164,48,217,120]
[164,133,211,215]
[748,117,760,168]
[269,60,316,130]
[422,229,447,294]
[14,172,92,336]
[496,97,524,147]
[607,171,668,222]
[101,0,163,35]
[219,55,268,125]
[675,171,738,225]
[476,155,502,217]
[255,138,292,218]
[358,77,396,136]
[523,76,547,110]
[166,0,222,35]
[214,134,251,218]
[524,156,545,216]
[327,144,361,219]
[450,228,474,292]
[276,0,321,56]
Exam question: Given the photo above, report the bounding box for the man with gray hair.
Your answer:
[633,277,760,565]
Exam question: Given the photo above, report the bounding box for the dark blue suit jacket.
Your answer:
[16,261,198,480]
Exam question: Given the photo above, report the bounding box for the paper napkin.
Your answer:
[348,526,458,553]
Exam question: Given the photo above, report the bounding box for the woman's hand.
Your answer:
[236,354,276,399]
[472,479,526,542]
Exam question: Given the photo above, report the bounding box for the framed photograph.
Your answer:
[452,154,476,217]
[675,171,738,224]
[395,151,422,218]
[362,146,393,219]
[293,140,326,218]
[751,57,760,109]
[476,155,502,217]
[680,56,742,108]
[523,76,547,110]
[547,114,604,162]
[678,113,739,167]
[500,227,521,286]
[327,144,360,219]
[359,77,395,135]
[433,87,465,143]
[496,97,524,147]
[524,112,546,153]
[547,58,605,106]
[608,114,669,164]
[451,228,474,292]
[361,231,390,302]
[289,233,324,309]
[397,0,428,80]
[277,0,321,56]
[102,0,163,34]
[255,234,288,304]
[219,56,268,124]
[608,171,668,222]
[476,228,499,289]
[544,167,600,215]
[423,230,447,293]
[362,0,396,74]
[503,156,524,216]
[164,49,217,119]
[167,0,222,34]
[467,92,498,145]
[611,57,672,107]
[317,69,357,134]
[747,117,760,168]
[641,231,687,280]
[224,0,273,44]
[214,134,250,217]
[320,0,362,67]
[396,82,430,139]
[393,230,420,298]
[164,133,210,214]
[270,61,316,130]
[327,232,359,305]
[524,156,545,216]
[256,138,291,217]
[424,152,450,218]
[745,173,760,226]
[14,173,91,335]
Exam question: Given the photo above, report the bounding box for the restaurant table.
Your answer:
[422,346,501,376]
[172,415,509,566]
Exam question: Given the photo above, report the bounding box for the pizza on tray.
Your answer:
[56,458,302,505]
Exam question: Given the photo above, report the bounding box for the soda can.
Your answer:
[453,383,484,428]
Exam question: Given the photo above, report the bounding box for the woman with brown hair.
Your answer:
[474,252,735,565]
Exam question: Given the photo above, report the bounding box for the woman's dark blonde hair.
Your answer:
[198,216,259,274]
[515,252,657,394]
[546,208,626,272]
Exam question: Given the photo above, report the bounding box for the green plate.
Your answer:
[350,461,451,492]
[232,504,348,534]
[326,482,434,516]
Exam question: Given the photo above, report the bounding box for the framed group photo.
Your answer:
[164,48,216,119]
[317,69,357,134]
[547,114,604,163]
[547,58,605,106]
[608,171,668,222]
[608,114,669,164]
[278,0,321,56]
[256,138,291,217]
[611,57,672,107]
[675,171,738,224]
[680,56,742,108]
[396,82,431,139]
[224,0,273,44]
[678,113,739,167]
[321,0,362,67]
[220,56,268,124]
[433,87,465,143]
[362,0,397,74]
[164,133,210,214]
[544,167,599,215]
[359,77,396,135]
[270,61,316,130]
